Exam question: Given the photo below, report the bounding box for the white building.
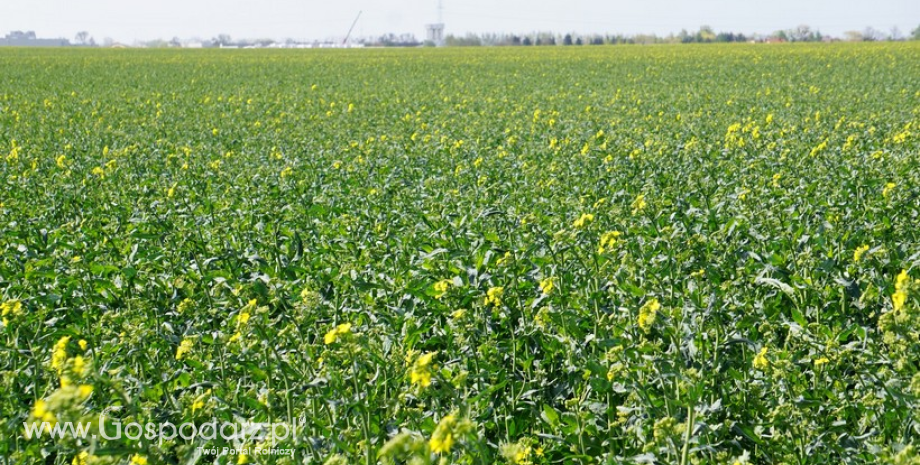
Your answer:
[425,23,445,46]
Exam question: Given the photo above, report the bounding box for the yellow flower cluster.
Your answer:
[429,413,474,455]
[882,182,896,198]
[538,277,555,295]
[61,355,89,388]
[597,231,621,254]
[324,323,353,345]
[51,336,70,373]
[410,351,436,388]
[500,440,533,465]
[176,337,194,360]
[572,213,594,228]
[637,298,660,333]
[1,299,22,326]
[72,451,90,465]
[429,413,457,453]
[892,270,910,312]
[433,279,452,299]
[753,347,769,370]
[853,245,870,262]
[32,399,57,426]
[230,299,260,343]
[485,286,504,306]
[631,194,646,215]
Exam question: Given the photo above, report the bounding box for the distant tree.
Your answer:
[75,31,90,45]
[444,33,481,47]
[862,27,884,41]
[563,33,573,45]
[522,36,532,46]
[144,39,169,48]
[575,37,583,45]
[697,25,716,42]
[169,37,182,48]
[215,34,232,46]
[843,30,864,42]
[791,24,812,42]
[888,26,902,41]
[912,25,920,40]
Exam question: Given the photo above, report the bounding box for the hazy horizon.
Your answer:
[1,0,917,44]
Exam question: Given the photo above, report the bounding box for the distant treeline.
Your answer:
[437,25,920,47]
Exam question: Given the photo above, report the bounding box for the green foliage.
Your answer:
[1,43,919,464]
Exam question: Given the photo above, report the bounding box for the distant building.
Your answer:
[0,30,70,47]
[425,23,445,46]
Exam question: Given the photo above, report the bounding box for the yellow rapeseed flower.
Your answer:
[853,245,870,262]
[772,173,782,188]
[433,279,452,299]
[895,269,909,290]
[429,414,457,454]
[72,356,86,376]
[500,441,532,465]
[131,455,148,465]
[410,351,436,388]
[52,336,70,373]
[637,298,660,333]
[32,399,56,424]
[1,299,22,318]
[324,323,352,345]
[882,182,896,198]
[631,194,646,215]
[597,231,621,254]
[892,290,907,311]
[176,337,194,360]
[753,347,769,370]
[539,277,555,295]
[572,213,594,228]
[892,270,910,311]
[485,286,504,306]
[72,451,89,465]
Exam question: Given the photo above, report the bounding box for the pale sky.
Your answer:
[1,0,917,43]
